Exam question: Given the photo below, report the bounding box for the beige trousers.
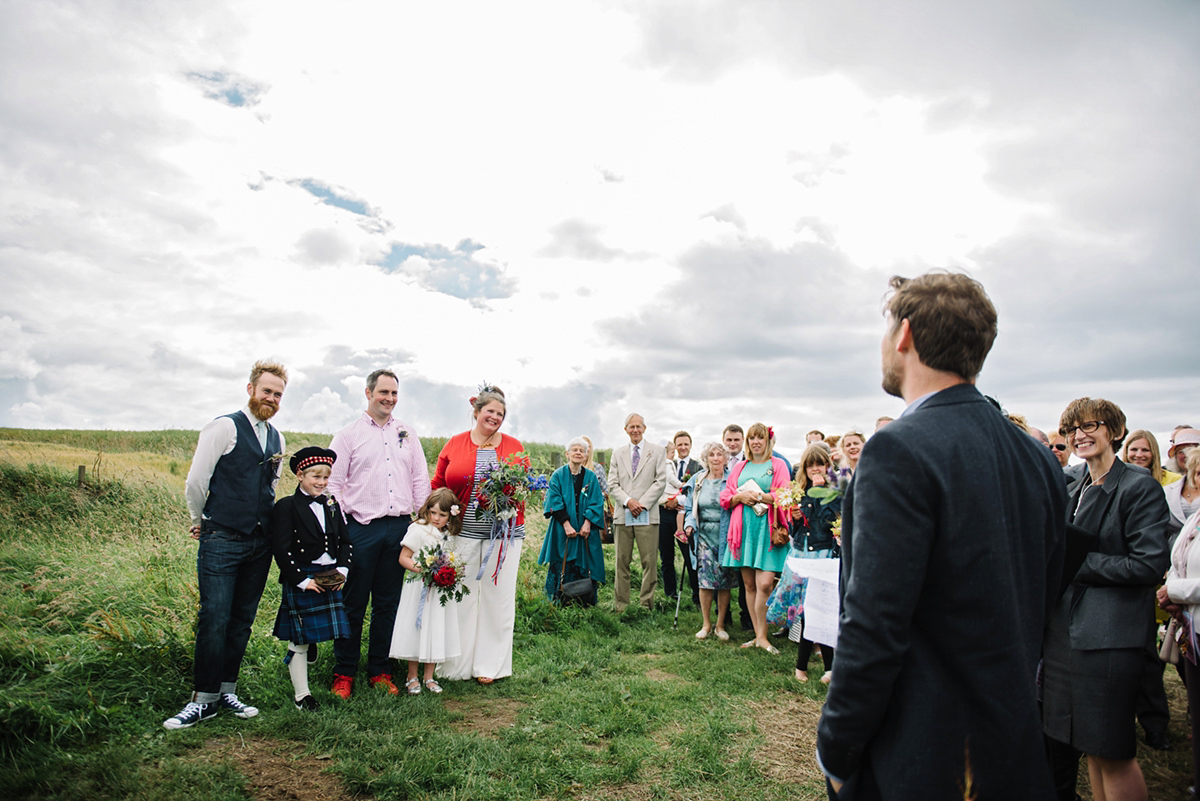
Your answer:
[613,523,658,611]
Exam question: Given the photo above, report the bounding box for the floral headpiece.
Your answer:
[471,382,499,407]
[767,426,775,440]
[450,504,461,517]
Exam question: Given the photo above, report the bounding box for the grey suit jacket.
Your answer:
[1061,458,1170,650]
[816,384,1066,800]
[607,442,668,525]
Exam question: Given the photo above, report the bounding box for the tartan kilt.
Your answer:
[273,571,351,645]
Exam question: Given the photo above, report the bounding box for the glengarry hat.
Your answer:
[290,446,337,475]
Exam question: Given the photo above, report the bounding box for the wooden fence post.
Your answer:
[77,465,86,488]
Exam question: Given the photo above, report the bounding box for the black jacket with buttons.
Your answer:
[269,488,353,587]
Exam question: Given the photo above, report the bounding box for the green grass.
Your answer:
[10,428,1186,800]
[0,442,833,801]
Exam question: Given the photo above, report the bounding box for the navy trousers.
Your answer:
[333,515,410,678]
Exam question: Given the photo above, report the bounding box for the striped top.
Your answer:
[461,448,526,541]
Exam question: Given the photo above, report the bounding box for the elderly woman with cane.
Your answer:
[682,441,737,640]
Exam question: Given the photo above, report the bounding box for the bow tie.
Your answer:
[309,494,329,505]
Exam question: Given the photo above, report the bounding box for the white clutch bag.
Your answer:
[738,481,769,516]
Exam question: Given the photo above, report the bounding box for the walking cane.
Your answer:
[672,528,693,629]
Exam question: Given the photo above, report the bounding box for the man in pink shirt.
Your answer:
[327,369,430,698]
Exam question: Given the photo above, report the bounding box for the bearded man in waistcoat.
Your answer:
[164,360,288,729]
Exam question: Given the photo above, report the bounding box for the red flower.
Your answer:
[433,566,457,588]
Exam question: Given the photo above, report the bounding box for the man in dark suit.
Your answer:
[816,273,1067,799]
[660,430,703,605]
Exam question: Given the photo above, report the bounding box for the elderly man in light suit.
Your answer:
[608,413,669,612]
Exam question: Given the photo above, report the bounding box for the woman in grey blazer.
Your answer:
[1042,398,1170,801]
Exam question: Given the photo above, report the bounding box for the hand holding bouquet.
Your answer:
[407,544,470,607]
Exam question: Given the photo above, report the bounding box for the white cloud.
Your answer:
[0,0,1195,451]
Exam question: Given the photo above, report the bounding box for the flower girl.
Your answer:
[389,488,466,694]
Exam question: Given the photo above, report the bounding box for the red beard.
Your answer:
[248,396,278,421]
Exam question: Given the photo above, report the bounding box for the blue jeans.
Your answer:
[333,515,409,678]
[194,521,272,702]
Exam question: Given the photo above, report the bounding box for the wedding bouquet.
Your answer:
[475,451,549,521]
[473,451,549,581]
[406,544,470,607]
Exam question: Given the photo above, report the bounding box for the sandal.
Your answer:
[760,643,781,655]
[404,678,421,695]
[820,671,832,684]
[741,639,756,649]
[423,679,443,694]
[476,676,495,685]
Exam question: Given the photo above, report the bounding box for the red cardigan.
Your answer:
[432,431,526,526]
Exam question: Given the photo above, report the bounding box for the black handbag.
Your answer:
[555,533,595,606]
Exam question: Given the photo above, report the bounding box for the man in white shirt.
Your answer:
[164,360,288,730]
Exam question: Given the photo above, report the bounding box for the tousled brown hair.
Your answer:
[1059,397,1128,451]
[249,360,288,386]
[884,272,997,380]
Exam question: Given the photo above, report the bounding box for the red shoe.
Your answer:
[368,673,399,695]
[331,674,354,699]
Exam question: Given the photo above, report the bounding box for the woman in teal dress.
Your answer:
[720,422,790,653]
[539,437,606,605]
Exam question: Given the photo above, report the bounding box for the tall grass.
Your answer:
[7,430,1183,800]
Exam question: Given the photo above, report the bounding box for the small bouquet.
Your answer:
[830,517,843,548]
[772,480,809,511]
[474,451,549,582]
[406,544,470,607]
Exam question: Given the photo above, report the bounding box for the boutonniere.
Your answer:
[397,428,409,448]
[326,495,337,508]
[265,452,284,470]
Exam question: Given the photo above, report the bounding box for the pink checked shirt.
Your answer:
[328,413,431,525]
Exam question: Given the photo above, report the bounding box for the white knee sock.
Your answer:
[288,642,310,701]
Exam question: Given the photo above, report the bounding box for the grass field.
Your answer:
[0,430,1193,800]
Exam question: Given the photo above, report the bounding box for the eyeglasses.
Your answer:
[1050,443,1068,452]
[1061,421,1106,437]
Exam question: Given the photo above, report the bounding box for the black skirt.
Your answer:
[1041,598,1141,759]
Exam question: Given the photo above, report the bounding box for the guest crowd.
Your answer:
[166,328,1200,800]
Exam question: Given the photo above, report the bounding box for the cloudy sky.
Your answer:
[2,0,1197,454]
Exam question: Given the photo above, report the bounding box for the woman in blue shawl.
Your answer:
[539,436,607,605]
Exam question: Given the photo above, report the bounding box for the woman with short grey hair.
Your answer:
[682,442,737,640]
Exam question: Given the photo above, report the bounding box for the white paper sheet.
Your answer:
[801,577,840,648]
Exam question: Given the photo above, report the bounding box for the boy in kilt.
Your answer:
[269,447,353,710]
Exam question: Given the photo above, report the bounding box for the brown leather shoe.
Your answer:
[368,673,400,695]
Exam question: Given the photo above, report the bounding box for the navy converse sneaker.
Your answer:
[217,693,259,719]
[162,701,216,730]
